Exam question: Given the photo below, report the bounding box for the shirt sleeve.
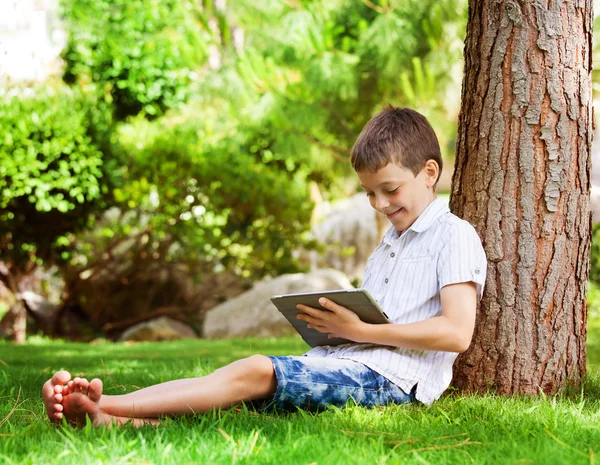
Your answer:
[436,221,487,300]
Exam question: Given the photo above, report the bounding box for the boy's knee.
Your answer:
[234,355,276,394]
[243,355,275,380]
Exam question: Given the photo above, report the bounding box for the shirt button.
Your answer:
[390,252,395,258]
[474,268,480,274]
[385,278,389,284]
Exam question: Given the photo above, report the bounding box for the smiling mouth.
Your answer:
[386,208,403,218]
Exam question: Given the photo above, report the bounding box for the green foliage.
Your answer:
[65,111,313,280]
[207,0,468,199]
[60,0,210,119]
[588,280,600,322]
[590,223,600,285]
[593,14,600,98]
[0,85,113,270]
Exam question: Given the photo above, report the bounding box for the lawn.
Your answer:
[1,314,599,464]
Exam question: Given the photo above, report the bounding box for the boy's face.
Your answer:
[357,162,438,232]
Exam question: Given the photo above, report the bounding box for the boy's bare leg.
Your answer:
[44,355,277,426]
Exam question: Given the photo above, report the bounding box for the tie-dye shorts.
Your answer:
[264,355,414,411]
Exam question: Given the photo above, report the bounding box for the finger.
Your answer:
[297,305,330,319]
[318,297,343,313]
[297,314,323,326]
[308,324,330,333]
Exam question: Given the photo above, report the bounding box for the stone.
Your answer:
[20,290,59,325]
[304,193,389,282]
[202,269,353,339]
[119,316,197,342]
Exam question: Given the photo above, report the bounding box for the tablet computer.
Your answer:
[270,288,390,347]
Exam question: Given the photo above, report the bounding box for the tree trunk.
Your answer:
[450,0,592,394]
[0,301,27,343]
[0,264,29,343]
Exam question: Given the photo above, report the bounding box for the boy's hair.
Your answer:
[350,105,443,183]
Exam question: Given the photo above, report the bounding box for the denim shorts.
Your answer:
[264,355,414,411]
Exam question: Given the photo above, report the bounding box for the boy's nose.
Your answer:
[375,195,390,211]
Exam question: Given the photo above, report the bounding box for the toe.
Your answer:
[88,378,103,403]
[43,371,68,395]
[78,379,90,395]
[54,393,63,403]
[54,384,63,394]
[52,371,71,386]
[54,403,63,413]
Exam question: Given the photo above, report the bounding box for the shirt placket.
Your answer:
[383,235,405,288]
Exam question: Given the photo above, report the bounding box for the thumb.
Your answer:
[319,297,340,313]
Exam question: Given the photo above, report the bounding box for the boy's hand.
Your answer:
[296,298,366,341]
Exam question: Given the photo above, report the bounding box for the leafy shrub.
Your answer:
[88,113,313,277]
[56,112,314,335]
[0,84,115,271]
[60,0,210,119]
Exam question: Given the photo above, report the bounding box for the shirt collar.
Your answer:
[382,198,449,244]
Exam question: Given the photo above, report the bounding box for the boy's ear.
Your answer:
[423,160,440,187]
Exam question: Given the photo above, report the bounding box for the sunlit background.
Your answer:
[1,0,600,343]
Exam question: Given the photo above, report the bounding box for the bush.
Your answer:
[81,113,313,278]
[60,0,210,120]
[0,84,114,270]
[56,113,314,336]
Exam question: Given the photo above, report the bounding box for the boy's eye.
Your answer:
[365,192,375,197]
[387,187,399,194]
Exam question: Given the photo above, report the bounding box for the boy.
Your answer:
[42,106,487,426]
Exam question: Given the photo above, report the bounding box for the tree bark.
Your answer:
[451,0,592,394]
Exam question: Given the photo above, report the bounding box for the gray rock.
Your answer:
[119,316,197,342]
[20,291,59,324]
[305,194,389,282]
[202,269,353,339]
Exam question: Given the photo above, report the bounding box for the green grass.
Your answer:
[1,321,600,464]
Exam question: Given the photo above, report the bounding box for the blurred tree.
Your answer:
[60,0,210,119]
[207,0,467,195]
[0,85,115,342]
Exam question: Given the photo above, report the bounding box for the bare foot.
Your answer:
[62,376,110,427]
[42,370,71,423]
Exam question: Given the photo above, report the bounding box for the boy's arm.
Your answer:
[296,281,477,353]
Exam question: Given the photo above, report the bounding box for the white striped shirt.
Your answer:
[305,198,487,404]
